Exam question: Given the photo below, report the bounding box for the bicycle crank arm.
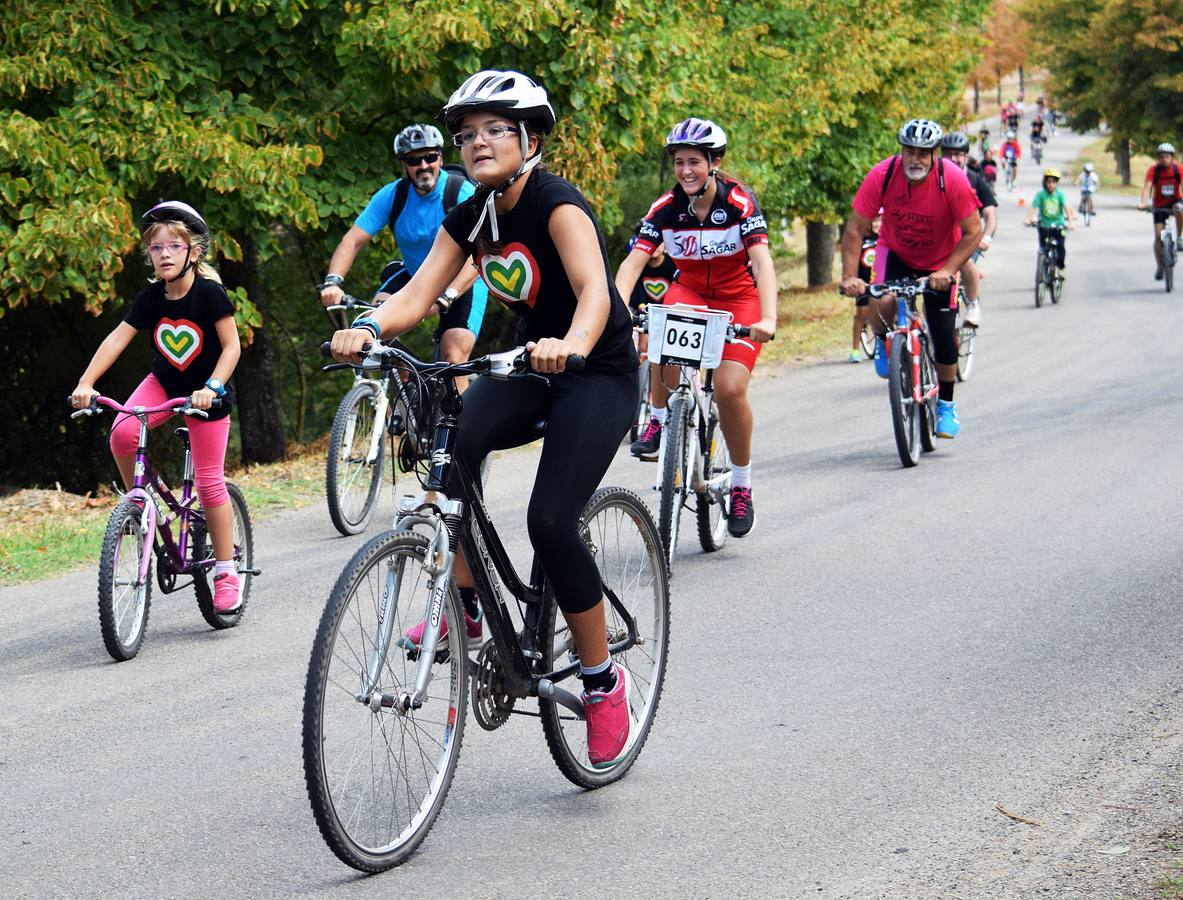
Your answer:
[537,678,585,721]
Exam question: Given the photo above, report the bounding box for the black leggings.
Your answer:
[450,368,636,614]
[1037,226,1066,269]
[880,250,959,368]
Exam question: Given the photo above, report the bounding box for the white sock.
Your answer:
[580,656,611,678]
[215,560,235,578]
[732,463,752,489]
[651,405,667,425]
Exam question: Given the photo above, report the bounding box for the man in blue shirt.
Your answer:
[319,124,487,371]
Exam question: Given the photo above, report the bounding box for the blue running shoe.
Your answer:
[873,338,889,379]
[935,400,960,439]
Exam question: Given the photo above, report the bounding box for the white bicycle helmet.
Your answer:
[394,123,444,157]
[438,70,556,242]
[1158,142,1177,155]
[665,118,728,157]
[1083,162,1096,173]
[1005,129,1016,140]
[140,201,209,283]
[897,118,944,150]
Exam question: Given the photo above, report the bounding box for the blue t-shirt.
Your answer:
[355,175,480,278]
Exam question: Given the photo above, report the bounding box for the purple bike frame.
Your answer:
[94,395,213,584]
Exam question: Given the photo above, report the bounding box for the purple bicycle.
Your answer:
[71,396,257,661]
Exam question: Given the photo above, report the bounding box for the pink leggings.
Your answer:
[109,374,231,508]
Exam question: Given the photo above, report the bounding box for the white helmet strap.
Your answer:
[467,126,541,243]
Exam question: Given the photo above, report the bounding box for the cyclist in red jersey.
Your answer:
[615,117,777,537]
[1138,142,1183,280]
[840,119,982,439]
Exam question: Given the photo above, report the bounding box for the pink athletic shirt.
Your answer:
[852,156,980,272]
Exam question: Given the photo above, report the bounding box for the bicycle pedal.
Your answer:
[240,567,262,576]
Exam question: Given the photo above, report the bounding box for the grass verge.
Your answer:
[1071,136,1154,198]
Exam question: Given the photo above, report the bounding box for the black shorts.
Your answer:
[1153,207,1178,225]
[375,260,483,336]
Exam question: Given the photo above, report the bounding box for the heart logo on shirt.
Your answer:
[154,319,203,371]
[642,278,669,301]
[479,243,540,308]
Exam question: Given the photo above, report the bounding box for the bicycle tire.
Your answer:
[303,530,467,872]
[539,487,670,789]
[860,321,877,360]
[1166,237,1175,294]
[628,365,651,444]
[193,482,254,630]
[888,336,920,467]
[695,399,731,553]
[97,500,152,661]
[326,381,387,536]
[1052,266,1064,304]
[919,340,938,454]
[656,394,689,569]
[955,293,975,383]
[1034,253,1046,308]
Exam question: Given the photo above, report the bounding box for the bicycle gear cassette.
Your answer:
[472,639,514,731]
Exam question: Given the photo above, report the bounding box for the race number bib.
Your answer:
[1163,184,1176,197]
[659,312,706,365]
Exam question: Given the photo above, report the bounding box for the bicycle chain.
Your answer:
[472,639,514,731]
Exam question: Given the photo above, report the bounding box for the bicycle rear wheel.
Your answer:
[539,487,669,788]
[326,381,387,536]
[656,394,689,569]
[696,399,731,552]
[955,294,975,382]
[860,321,877,359]
[97,500,152,661]
[888,336,920,467]
[303,530,467,872]
[192,482,254,629]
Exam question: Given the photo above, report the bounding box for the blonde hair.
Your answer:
[142,221,222,284]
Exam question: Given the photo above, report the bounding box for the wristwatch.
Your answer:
[205,377,226,398]
[443,287,458,302]
[323,273,345,287]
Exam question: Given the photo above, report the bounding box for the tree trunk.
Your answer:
[973,80,980,115]
[1118,137,1131,186]
[1018,66,1025,93]
[221,232,287,464]
[805,220,838,288]
[995,68,1002,106]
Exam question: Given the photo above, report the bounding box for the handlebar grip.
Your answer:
[732,326,751,338]
[565,354,586,371]
[320,341,332,358]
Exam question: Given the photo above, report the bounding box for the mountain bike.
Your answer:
[1031,137,1043,165]
[1079,190,1094,227]
[628,308,653,444]
[1004,157,1017,191]
[1030,223,1066,307]
[1144,205,1181,293]
[70,396,257,661]
[954,284,976,382]
[637,303,752,568]
[303,342,669,872]
[865,280,939,468]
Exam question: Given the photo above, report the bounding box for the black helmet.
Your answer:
[940,132,970,152]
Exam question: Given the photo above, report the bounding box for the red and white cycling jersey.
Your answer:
[633,174,769,300]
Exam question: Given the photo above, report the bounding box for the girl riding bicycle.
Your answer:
[614,118,777,537]
[71,202,243,613]
[329,70,639,767]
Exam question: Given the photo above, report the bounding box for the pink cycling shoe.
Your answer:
[212,572,241,613]
[583,662,634,769]
[397,608,483,652]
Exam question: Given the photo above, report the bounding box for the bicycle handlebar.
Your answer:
[630,307,759,342]
[68,395,221,420]
[320,340,586,379]
[322,293,375,314]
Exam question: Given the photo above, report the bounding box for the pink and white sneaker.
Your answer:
[212,572,242,613]
[397,608,483,652]
[583,662,634,769]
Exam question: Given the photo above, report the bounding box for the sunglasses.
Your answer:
[402,151,441,168]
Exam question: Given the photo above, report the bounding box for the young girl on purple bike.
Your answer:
[71,202,243,613]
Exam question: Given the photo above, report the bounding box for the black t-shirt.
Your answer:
[123,277,236,419]
[857,235,878,283]
[967,167,997,210]
[441,170,638,374]
[628,254,679,310]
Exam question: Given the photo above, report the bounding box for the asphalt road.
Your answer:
[4,128,1182,899]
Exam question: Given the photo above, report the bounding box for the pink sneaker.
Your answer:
[397,608,483,652]
[212,572,241,613]
[583,662,633,769]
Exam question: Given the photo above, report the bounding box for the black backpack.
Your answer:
[387,164,472,231]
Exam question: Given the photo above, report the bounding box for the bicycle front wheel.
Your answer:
[918,340,938,455]
[192,482,254,629]
[656,394,689,569]
[956,297,976,383]
[696,399,731,552]
[888,336,920,467]
[539,487,670,788]
[303,531,467,872]
[1165,239,1175,294]
[326,381,388,536]
[97,500,153,661]
[1034,253,1046,308]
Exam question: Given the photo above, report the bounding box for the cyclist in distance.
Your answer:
[839,119,983,439]
[625,233,678,365]
[614,117,778,537]
[940,131,997,327]
[70,202,244,613]
[1138,143,1183,280]
[1006,102,1021,133]
[977,125,991,160]
[980,148,998,187]
[849,210,881,363]
[1000,130,1022,186]
[1030,112,1045,155]
[319,123,487,378]
[1076,162,1099,217]
[329,70,641,767]
[1024,168,1075,272]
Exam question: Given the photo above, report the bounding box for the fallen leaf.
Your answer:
[1097,846,1131,856]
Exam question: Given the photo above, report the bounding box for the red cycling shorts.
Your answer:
[661,282,762,371]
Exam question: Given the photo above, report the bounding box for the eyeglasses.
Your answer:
[402,151,441,168]
[147,242,189,256]
[452,125,520,147]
